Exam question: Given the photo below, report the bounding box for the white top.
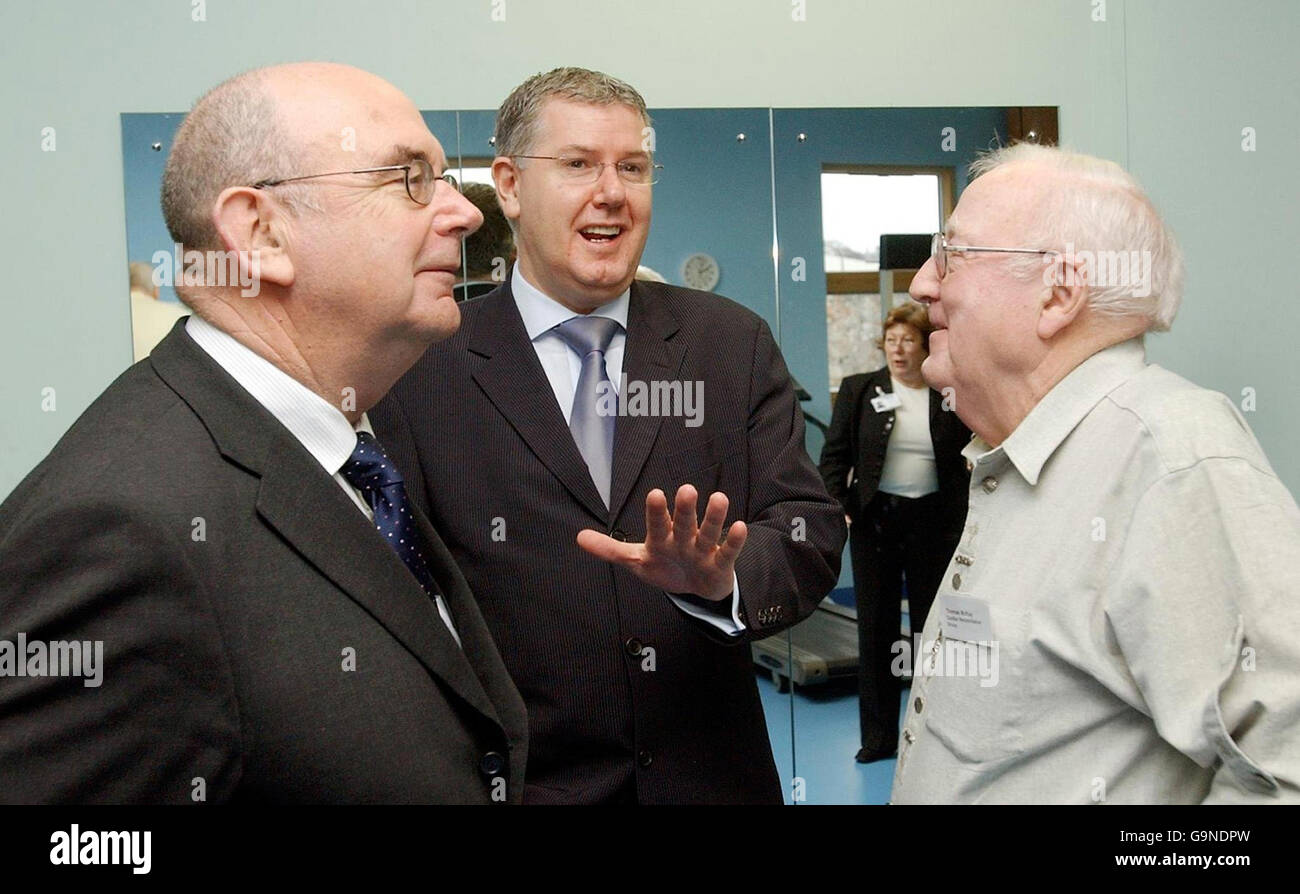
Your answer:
[877,377,939,498]
[184,315,460,646]
[891,338,1300,803]
[511,263,745,636]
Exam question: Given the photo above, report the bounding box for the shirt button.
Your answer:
[981,476,998,493]
[952,573,962,589]
[913,696,924,714]
[903,729,916,745]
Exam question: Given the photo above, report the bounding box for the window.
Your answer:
[821,165,954,294]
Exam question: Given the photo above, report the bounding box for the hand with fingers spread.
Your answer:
[576,484,748,600]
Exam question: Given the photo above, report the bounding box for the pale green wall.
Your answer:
[2,0,1296,498]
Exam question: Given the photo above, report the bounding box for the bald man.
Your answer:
[0,63,527,804]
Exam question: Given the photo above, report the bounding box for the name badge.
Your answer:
[870,388,902,413]
[939,593,994,642]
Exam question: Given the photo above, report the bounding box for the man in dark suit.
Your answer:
[0,62,526,803]
[819,304,971,761]
[371,67,845,804]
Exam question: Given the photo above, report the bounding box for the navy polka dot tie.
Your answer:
[339,432,439,600]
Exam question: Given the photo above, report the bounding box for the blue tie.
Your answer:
[339,432,440,599]
[554,315,621,508]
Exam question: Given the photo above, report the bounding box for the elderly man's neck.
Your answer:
[189,294,423,426]
[973,317,1148,446]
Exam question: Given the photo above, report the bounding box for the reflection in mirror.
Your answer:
[120,104,795,803]
[119,105,1056,804]
[772,106,1057,804]
[120,113,188,361]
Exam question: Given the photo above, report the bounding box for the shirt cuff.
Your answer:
[666,572,746,636]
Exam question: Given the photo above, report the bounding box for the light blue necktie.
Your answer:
[554,315,621,508]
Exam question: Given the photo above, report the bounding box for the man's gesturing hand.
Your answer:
[576,485,748,600]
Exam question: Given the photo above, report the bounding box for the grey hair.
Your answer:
[161,67,320,255]
[493,66,652,159]
[968,143,1184,331]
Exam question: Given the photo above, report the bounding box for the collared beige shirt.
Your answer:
[892,337,1300,803]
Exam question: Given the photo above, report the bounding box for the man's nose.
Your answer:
[909,255,940,305]
[591,163,626,203]
[434,184,484,237]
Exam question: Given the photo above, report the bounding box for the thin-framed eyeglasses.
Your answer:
[511,154,663,186]
[931,232,1057,279]
[251,158,458,206]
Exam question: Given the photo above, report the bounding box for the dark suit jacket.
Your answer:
[0,321,527,804]
[371,278,845,804]
[819,367,971,530]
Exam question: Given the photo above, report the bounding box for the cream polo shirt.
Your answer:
[891,337,1300,803]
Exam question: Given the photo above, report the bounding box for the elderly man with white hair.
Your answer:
[893,143,1300,804]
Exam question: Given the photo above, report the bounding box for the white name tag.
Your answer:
[939,593,994,642]
[870,391,902,413]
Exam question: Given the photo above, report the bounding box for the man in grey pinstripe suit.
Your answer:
[373,67,845,804]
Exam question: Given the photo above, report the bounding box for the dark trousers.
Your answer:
[849,490,956,752]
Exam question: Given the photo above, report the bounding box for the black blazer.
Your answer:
[819,367,971,530]
[371,277,846,804]
[0,321,527,804]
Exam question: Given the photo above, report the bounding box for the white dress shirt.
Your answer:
[891,337,1300,803]
[185,315,461,646]
[511,264,745,635]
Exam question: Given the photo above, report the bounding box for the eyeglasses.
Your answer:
[511,155,662,185]
[930,232,1057,279]
[251,158,458,206]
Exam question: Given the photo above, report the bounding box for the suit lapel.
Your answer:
[608,282,684,518]
[255,455,500,724]
[150,322,501,726]
[860,367,894,446]
[466,283,610,522]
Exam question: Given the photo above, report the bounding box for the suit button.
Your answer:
[609,528,628,542]
[981,476,998,493]
[479,751,505,778]
[637,749,653,768]
[625,637,643,656]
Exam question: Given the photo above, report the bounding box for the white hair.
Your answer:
[968,143,1184,331]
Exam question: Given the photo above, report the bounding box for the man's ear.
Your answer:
[491,156,521,222]
[211,186,295,290]
[1037,253,1088,340]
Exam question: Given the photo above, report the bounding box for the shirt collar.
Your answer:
[511,261,630,341]
[966,337,1148,485]
[185,315,370,477]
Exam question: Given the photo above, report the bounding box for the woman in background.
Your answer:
[819,303,971,763]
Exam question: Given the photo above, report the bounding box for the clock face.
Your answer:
[681,253,720,291]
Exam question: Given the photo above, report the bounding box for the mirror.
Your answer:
[119,104,1055,805]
